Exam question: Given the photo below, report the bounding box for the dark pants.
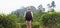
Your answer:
[25,17,32,28]
[26,21,32,28]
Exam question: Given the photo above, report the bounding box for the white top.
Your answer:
[24,11,33,17]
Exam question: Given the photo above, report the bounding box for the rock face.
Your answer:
[11,6,36,15]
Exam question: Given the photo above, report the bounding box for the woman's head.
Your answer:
[27,6,31,11]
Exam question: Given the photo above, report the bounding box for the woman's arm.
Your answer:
[24,11,26,17]
[31,12,33,17]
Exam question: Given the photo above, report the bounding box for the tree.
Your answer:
[42,8,45,12]
[38,4,43,12]
[51,1,56,8]
[47,3,55,12]
[50,1,56,12]
[47,4,52,12]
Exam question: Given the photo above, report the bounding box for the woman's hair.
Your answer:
[27,6,31,11]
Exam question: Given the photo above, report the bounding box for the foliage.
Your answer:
[51,1,56,8]
[40,12,60,28]
[0,11,60,28]
[0,14,18,28]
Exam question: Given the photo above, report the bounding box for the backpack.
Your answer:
[25,11,32,18]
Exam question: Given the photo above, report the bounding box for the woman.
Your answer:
[24,6,33,28]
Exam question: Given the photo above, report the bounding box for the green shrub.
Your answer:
[16,23,21,28]
[20,22,39,28]
[40,12,60,28]
[20,23,26,28]
[0,14,17,28]
[32,24,39,28]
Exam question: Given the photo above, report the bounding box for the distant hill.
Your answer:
[11,6,36,16]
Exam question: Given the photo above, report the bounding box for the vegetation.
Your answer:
[40,12,60,28]
[0,1,60,28]
[0,12,60,28]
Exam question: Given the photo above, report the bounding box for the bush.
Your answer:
[40,12,60,28]
[20,23,26,28]
[20,22,39,28]
[32,22,39,28]
[0,14,18,28]
[16,23,21,28]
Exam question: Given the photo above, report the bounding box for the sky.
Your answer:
[0,0,60,14]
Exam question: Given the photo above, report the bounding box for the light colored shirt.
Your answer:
[24,11,33,17]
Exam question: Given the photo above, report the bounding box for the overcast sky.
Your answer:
[0,0,60,14]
